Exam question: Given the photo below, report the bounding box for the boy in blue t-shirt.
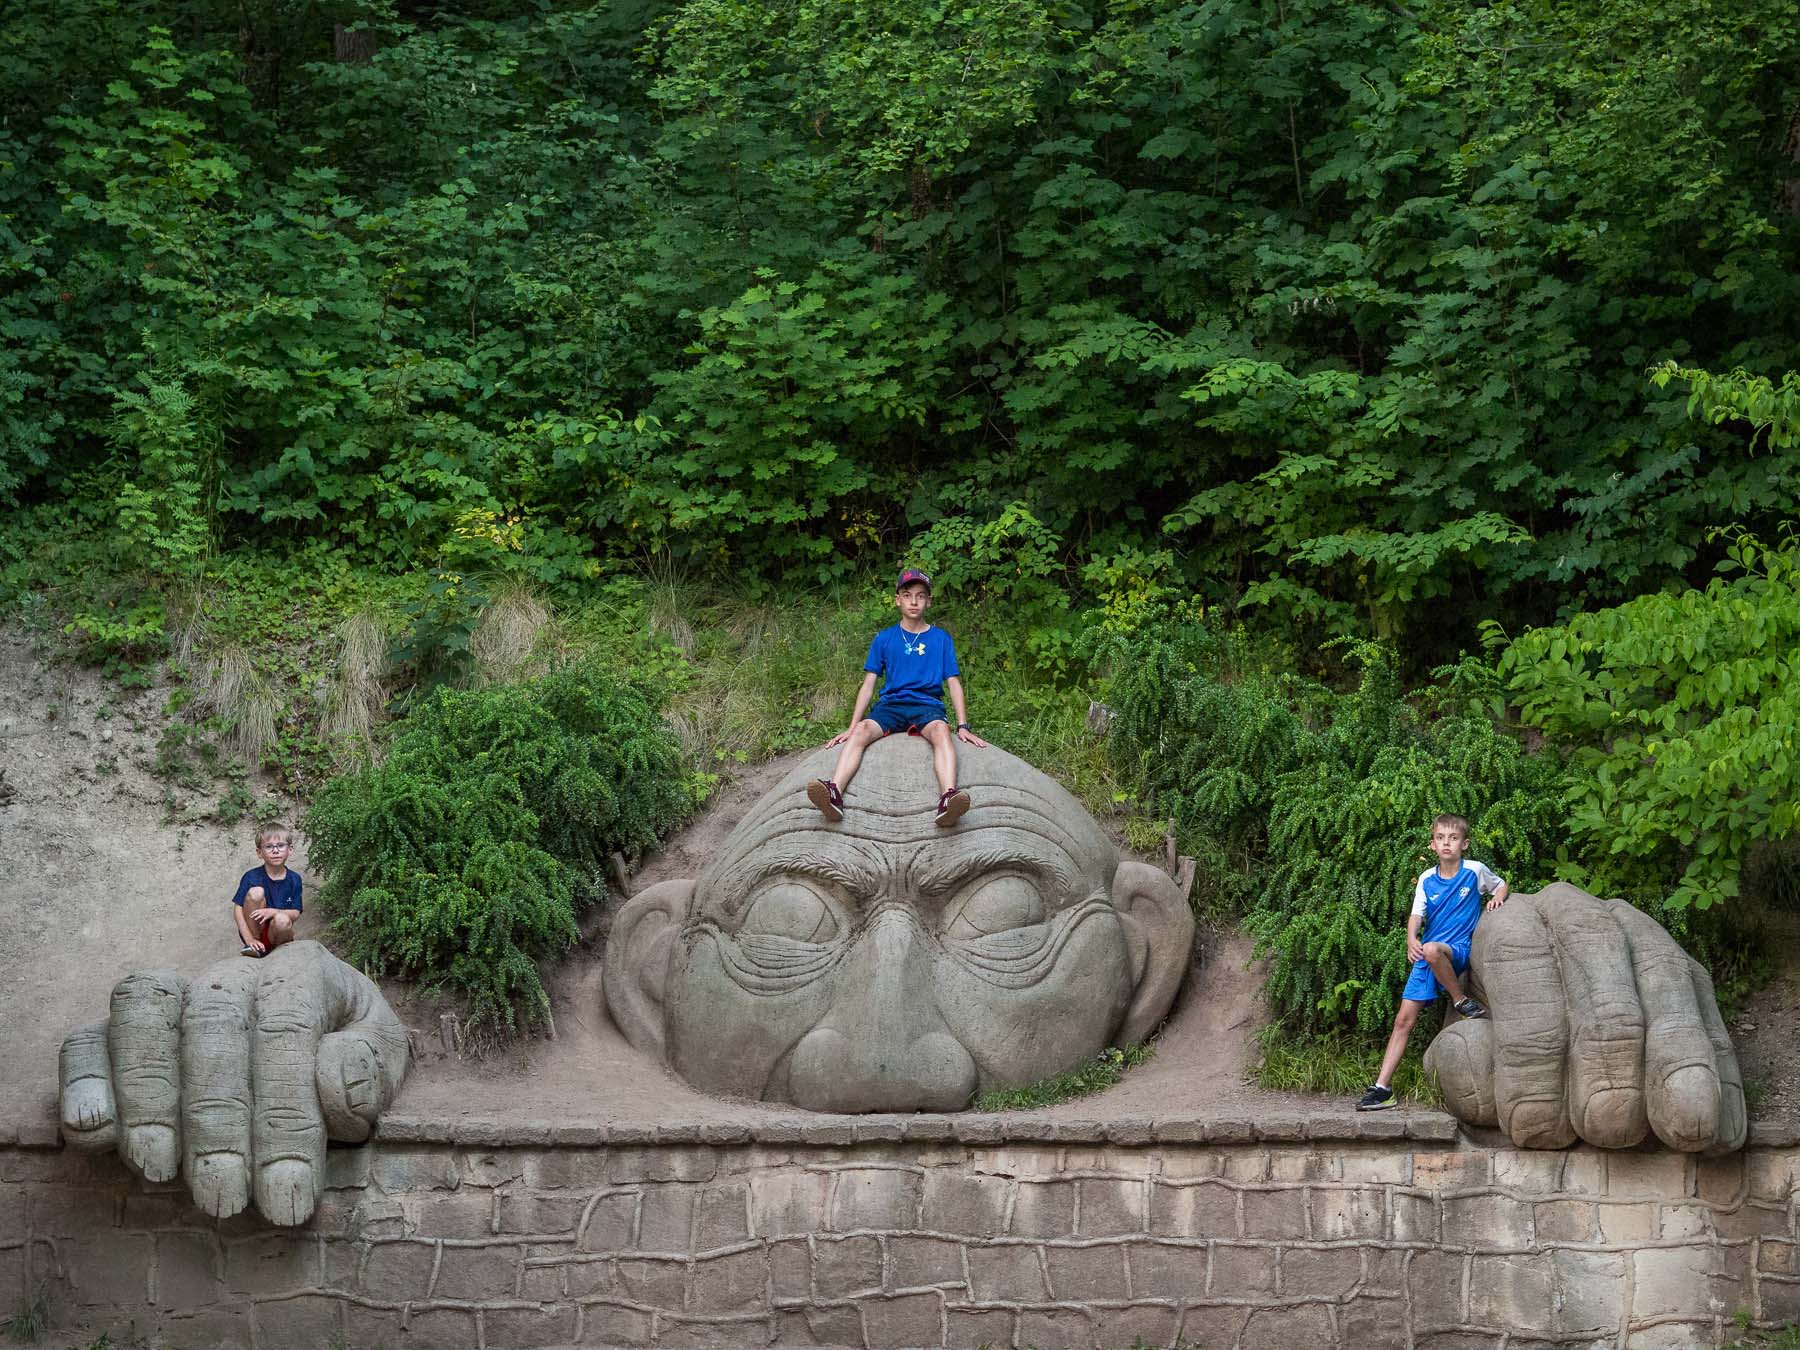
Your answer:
[231,822,304,957]
[808,568,988,827]
[1357,813,1509,1110]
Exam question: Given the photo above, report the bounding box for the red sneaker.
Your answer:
[807,779,845,822]
[934,788,970,828]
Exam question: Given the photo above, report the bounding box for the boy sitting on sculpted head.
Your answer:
[807,568,988,827]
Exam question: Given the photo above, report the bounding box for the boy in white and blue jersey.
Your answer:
[1357,814,1509,1110]
[808,568,988,827]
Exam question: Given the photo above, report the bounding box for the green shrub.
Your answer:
[1500,530,1800,916]
[306,662,691,1035]
[1106,627,1570,1036]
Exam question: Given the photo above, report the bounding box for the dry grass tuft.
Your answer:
[167,597,206,669]
[470,586,553,685]
[643,558,700,655]
[321,610,392,750]
[193,641,279,762]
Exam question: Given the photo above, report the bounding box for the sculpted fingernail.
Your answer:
[62,1081,114,1134]
[1575,1086,1647,1149]
[1504,1098,1576,1150]
[1652,1064,1719,1150]
[257,1159,317,1226]
[125,1124,180,1183]
[189,1153,251,1219]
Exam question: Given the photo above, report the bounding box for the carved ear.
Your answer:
[603,880,694,1060]
[1111,860,1195,1045]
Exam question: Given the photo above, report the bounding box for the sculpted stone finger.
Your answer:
[250,944,332,1224]
[1688,956,1747,1154]
[1549,891,1647,1148]
[1424,1018,1498,1127]
[181,960,263,1217]
[314,958,410,1143]
[59,1022,119,1153]
[108,971,188,1182]
[1609,902,1722,1150]
[1478,894,1575,1148]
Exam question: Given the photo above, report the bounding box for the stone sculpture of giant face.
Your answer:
[605,742,1194,1111]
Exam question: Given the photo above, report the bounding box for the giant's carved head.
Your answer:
[604,742,1193,1111]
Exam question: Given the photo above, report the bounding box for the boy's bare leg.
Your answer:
[264,911,297,950]
[1420,942,1468,1004]
[829,720,885,791]
[238,887,268,953]
[1374,999,1427,1088]
[922,720,957,793]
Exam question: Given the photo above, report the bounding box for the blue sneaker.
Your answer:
[1356,1084,1395,1111]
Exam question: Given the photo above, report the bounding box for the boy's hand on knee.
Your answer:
[1406,936,1426,963]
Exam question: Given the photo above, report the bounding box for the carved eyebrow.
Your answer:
[909,834,1080,899]
[710,842,885,912]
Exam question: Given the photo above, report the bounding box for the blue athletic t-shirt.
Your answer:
[865,623,960,708]
[1410,861,1502,949]
[233,866,303,913]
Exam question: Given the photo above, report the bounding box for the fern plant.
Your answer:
[305,662,690,1035]
[1107,626,1569,1036]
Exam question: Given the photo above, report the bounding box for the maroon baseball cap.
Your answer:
[895,568,931,593]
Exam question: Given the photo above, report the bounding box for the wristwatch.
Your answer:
[957,722,971,731]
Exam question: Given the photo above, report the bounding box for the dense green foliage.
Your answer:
[1253,1025,1439,1106]
[1502,530,1800,916]
[304,662,690,1033]
[4,0,1796,646]
[1107,627,1568,1036]
[1487,367,1800,921]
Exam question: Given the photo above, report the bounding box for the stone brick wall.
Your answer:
[3,1117,1798,1349]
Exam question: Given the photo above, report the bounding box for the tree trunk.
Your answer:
[334,24,377,64]
[1783,101,1800,214]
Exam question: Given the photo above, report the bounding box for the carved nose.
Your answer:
[786,909,977,1112]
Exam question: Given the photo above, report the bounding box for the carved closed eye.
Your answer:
[943,874,1046,937]
[740,882,841,943]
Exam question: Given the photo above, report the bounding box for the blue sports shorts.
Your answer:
[1402,937,1472,1002]
[869,697,949,735]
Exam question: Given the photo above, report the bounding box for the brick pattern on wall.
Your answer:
[1,1138,1796,1349]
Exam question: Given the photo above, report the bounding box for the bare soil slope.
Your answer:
[0,629,301,1137]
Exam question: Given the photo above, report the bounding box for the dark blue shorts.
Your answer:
[869,698,948,735]
[1402,937,1472,1002]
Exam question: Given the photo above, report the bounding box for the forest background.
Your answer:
[4,0,1799,1093]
